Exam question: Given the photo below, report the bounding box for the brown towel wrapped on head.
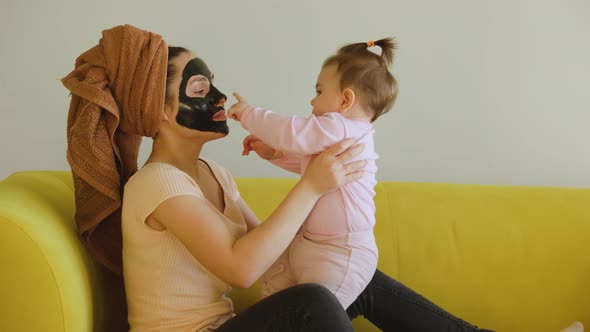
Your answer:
[61,24,168,274]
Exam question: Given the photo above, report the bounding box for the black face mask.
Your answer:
[176,58,228,134]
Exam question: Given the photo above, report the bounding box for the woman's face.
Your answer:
[168,52,229,135]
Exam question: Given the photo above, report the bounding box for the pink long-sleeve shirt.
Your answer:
[240,107,379,236]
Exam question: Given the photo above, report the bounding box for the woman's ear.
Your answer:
[163,103,172,122]
[339,88,356,113]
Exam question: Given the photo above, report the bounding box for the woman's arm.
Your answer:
[151,180,319,288]
[149,139,365,288]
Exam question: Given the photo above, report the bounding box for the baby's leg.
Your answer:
[289,232,377,309]
[333,243,378,308]
[260,249,297,299]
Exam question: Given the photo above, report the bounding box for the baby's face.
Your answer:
[310,64,342,117]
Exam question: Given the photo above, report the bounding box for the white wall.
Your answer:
[1,0,589,187]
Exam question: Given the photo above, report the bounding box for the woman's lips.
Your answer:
[212,109,227,121]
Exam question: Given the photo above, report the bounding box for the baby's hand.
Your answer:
[242,134,283,160]
[227,92,250,121]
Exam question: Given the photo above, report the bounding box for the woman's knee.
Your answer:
[292,283,333,297]
[289,283,338,304]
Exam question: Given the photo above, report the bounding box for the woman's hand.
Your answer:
[227,92,251,121]
[300,138,366,195]
[242,134,284,159]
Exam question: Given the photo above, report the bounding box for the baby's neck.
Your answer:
[339,107,372,123]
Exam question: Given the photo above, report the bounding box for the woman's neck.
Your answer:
[146,132,205,176]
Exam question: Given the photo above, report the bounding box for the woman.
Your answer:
[63,24,359,331]
[63,25,492,331]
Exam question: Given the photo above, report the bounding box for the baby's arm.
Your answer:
[270,153,302,174]
[243,135,302,174]
[240,108,347,156]
[227,91,347,156]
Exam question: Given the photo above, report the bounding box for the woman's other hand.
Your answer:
[301,138,366,195]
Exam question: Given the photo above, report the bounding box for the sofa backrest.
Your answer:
[236,178,590,332]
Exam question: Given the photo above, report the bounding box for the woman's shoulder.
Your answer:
[199,158,224,171]
[200,158,240,200]
[199,158,233,180]
[126,162,198,194]
[132,162,191,180]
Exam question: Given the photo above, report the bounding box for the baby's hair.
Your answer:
[323,38,398,122]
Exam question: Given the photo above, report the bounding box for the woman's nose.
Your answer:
[215,97,226,108]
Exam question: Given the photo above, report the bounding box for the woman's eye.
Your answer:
[192,89,207,96]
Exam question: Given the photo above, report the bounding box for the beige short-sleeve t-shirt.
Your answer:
[122,159,246,332]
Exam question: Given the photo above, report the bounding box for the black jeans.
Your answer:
[348,269,493,332]
[216,283,353,332]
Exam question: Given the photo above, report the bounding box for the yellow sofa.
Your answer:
[1,171,589,332]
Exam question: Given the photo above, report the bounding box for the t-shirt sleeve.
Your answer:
[201,159,241,202]
[223,169,241,202]
[131,164,204,224]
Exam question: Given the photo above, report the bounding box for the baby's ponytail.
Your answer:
[372,38,396,67]
[337,37,397,67]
